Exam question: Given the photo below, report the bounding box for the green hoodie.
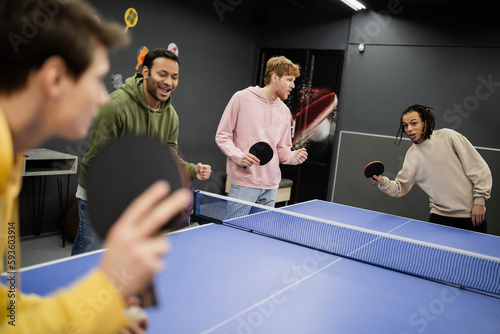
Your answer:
[78,73,196,189]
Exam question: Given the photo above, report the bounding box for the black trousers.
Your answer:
[429,213,487,233]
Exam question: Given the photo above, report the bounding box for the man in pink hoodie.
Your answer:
[216,56,308,207]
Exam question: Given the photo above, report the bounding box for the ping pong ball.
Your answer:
[309,118,331,142]
[124,305,147,323]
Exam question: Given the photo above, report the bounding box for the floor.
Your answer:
[20,232,73,268]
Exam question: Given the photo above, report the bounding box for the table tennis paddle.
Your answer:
[249,141,273,166]
[364,161,384,178]
[87,136,185,238]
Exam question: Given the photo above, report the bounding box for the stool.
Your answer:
[225,178,293,205]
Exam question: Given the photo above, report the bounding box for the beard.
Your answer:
[145,78,171,102]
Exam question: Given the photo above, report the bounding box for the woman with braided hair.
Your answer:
[370,104,492,233]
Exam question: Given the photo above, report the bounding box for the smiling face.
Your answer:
[402,111,426,144]
[142,57,179,109]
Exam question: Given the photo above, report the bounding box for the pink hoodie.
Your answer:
[216,86,299,189]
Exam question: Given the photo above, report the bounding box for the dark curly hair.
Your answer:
[142,48,179,71]
[395,104,436,145]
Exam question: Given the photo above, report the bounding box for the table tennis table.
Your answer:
[11,191,500,333]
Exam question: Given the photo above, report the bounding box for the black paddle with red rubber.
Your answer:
[364,161,384,179]
[249,141,273,166]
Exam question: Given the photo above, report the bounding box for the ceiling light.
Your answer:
[341,0,366,11]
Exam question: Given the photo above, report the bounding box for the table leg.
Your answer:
[57,175,71,247]
[32,176,47,236]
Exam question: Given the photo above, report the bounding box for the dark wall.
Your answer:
[335,8,500,234]
[340,10,500,148]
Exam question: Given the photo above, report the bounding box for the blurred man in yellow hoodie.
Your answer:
[0,0,191,333]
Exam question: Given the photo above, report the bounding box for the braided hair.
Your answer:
[395,104,436,145]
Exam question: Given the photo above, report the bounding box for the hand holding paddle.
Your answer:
[240,153,260,168]
[241,141,274,167]
[364,161,385,186]
[370,175,385,186]
[249,141,273,166]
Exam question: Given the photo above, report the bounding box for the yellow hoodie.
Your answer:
[0,109,128,333]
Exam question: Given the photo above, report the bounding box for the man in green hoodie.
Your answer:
[72,48,211,255]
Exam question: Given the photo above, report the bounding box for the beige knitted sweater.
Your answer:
[379,128,492,218]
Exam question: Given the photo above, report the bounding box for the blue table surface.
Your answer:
[12,200,500,333]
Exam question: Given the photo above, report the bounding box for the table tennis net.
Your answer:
[194,190,500,296]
